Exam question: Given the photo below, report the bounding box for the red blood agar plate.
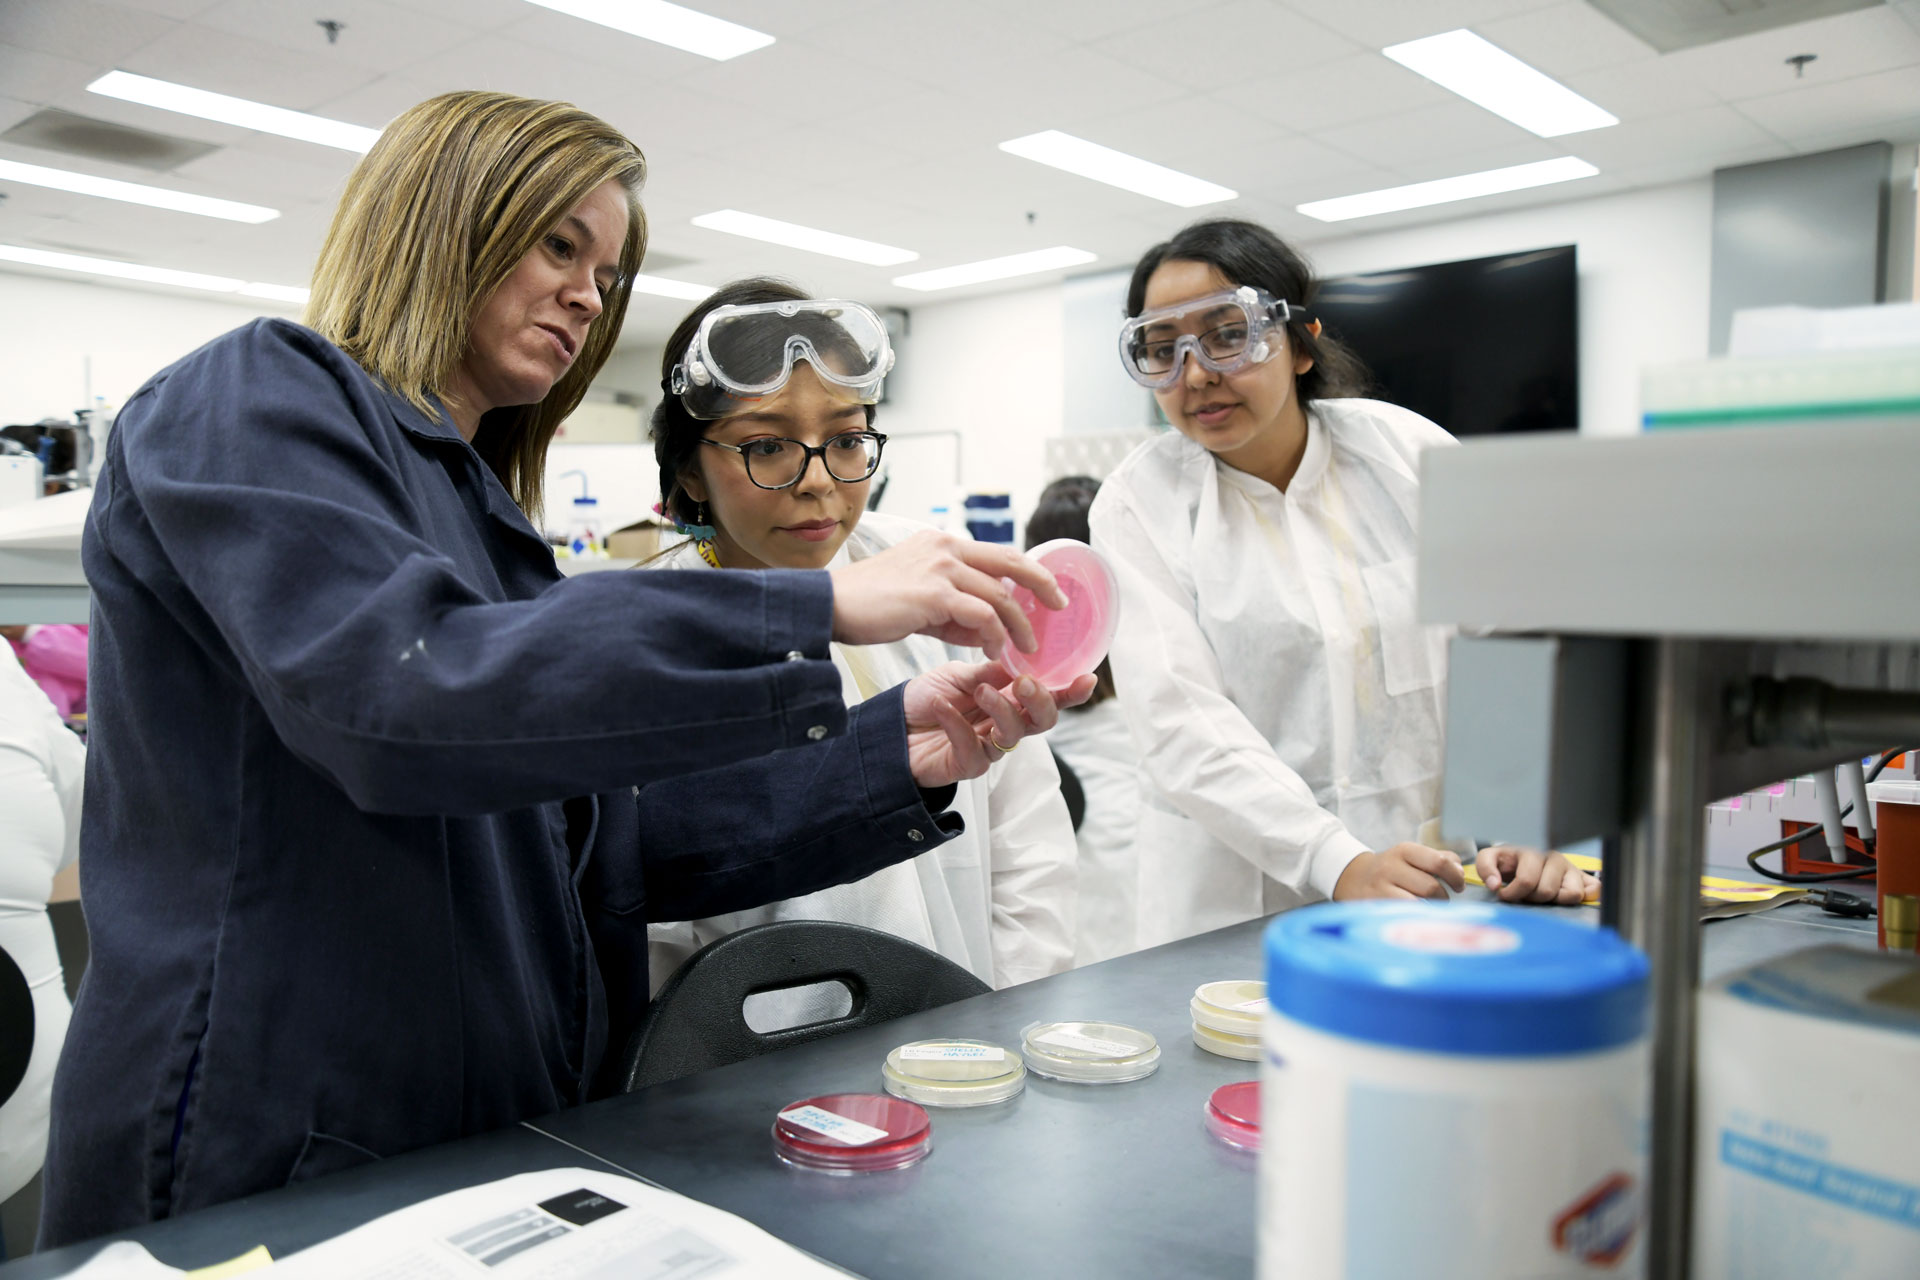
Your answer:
[772,1092,931,1174]
[1205,1080,1261,1151]
[1002,539,1120,689]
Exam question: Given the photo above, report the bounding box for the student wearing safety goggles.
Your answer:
[643,280,1084,1014]
[1090,219,1595,951]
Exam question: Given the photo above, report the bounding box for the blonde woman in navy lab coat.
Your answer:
[644,280,1087,1019]
[41,92,1085,1247]
[1091,219,1596,950]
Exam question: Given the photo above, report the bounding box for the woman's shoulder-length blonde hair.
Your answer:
[306,90,646,518]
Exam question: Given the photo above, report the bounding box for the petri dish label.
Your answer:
[1381,919,1522,956]
[776,1104,888,1147]
[1032,1027,1139,1058]
[1234,998,1268,1013]
[897,1044,1006,1063]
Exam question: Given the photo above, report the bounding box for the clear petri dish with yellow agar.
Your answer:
[1020,1020,1161,1084]
[1192,1020,1261,1061]
[1191,979,1266,1036]
[883,1039,1026,1107]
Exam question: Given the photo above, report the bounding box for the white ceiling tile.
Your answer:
[1042,94,1289,182]
[1895,0,1920,36]
[1732,65,1920,142]
[1224,135,1401,201]
[1388,136,1567,183]
[308,74,449,129]
[1657,6,1920,104]
[1473,1,1657,77]
[192,0,481,74]
[1314,99,1543,170]
[670,37,923,113]
[794,4,1071,94]
[2,0,180,64]
[1561,57,1720,122]
[0,94,37,132]
[119,24,383,110]
[1566,103,1784,170]
[1212,53,1457,132]
[971,0,1227,42]
[167,141,356,205]
[0,45,99,105]
[696,0,896,37]
[1281,0,1559,49]
[1787,112,1920,156]
[1094,1,1362,89]
[374,0,529,28]
[98,0,225,17]
[978,47,1191,135]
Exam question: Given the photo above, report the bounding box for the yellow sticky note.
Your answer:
[186,1245,273,1278]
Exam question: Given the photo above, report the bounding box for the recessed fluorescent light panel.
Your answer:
[0,158,278,223]
[628,273,714,301]
[88,70,382,152]
[1383,30,1618,137]
[523,0,773,60]
[892,246,1097,292]
[0,244,305,301]
[999,131,1235,207]
[1296,157,1599,222]
[690,210,917,266]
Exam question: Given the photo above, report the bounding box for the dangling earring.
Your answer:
[687,501,721,569]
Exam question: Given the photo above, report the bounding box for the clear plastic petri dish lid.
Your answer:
[883,1038,1026,1108]
[1191,979,1267,1036]
[773,1092,932,1174]
[1001,539,1120,690]
[1205,1080,1260,1151]
[1191,1020,1260,1062]
[1020,1019,1161,1084]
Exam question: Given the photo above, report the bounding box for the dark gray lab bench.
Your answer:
[2,894,1877,1278]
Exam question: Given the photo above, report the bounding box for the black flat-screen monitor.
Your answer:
[1312,245,1578,436]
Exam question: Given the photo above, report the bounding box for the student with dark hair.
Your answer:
[1027,476,1147,963]
[645,280,1085,1017]
[1091,219,1594,948]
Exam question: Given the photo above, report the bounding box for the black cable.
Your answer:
[1745,748,1909,883]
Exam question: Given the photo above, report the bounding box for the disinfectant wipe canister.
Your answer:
[1260,902,1651,1280]
[1693,945,1920,1280]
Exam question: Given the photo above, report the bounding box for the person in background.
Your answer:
[645,279,1085,1013]
[42,92,1084,1246]
[0,647,82,1258]
[0,625,86,720]
[1026,476,1145,966]
[1091,218,1595,949]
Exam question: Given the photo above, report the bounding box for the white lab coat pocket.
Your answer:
[1361,557,1446,697]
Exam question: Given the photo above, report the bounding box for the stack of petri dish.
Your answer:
[772,1093,932,1174]
[882,1039,1026,1108]
[1020,1019,1161,1084]
[1191,980,1266,1060]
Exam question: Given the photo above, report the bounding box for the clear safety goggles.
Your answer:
[669,299,895,421]
[1117,285,1307,389]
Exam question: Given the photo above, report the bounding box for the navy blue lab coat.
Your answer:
[39,319,961,1246]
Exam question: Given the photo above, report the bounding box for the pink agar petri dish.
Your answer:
[772,1092,931,1174]
[1001,539,1120,689]
[1205,1080,1261,1152]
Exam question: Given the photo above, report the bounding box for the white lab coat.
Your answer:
[646,511,1077,1019]
[1088,398,1457,948]
[0,648,83,1203]
[1043,699,1144,966]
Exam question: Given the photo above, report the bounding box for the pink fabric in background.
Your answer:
[7,625,88,719]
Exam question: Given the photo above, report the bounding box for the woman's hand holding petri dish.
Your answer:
[900,660,1098,787]
[827,531,1066,663]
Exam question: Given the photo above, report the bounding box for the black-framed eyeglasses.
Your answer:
[701,430,888,490]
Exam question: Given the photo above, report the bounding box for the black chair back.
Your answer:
[0,944,34,1109]
[619,920,991,1093]
[1051,747,1086,832]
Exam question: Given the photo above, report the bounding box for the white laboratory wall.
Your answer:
[1305,179,1715,437]
[0,272,300,424]
[875,282,1064,532]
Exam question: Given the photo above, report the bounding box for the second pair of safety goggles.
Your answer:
[1117,285,1309,389]
[670,299,895,421]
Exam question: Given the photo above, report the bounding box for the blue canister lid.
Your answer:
[1264,902,1649,1057]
